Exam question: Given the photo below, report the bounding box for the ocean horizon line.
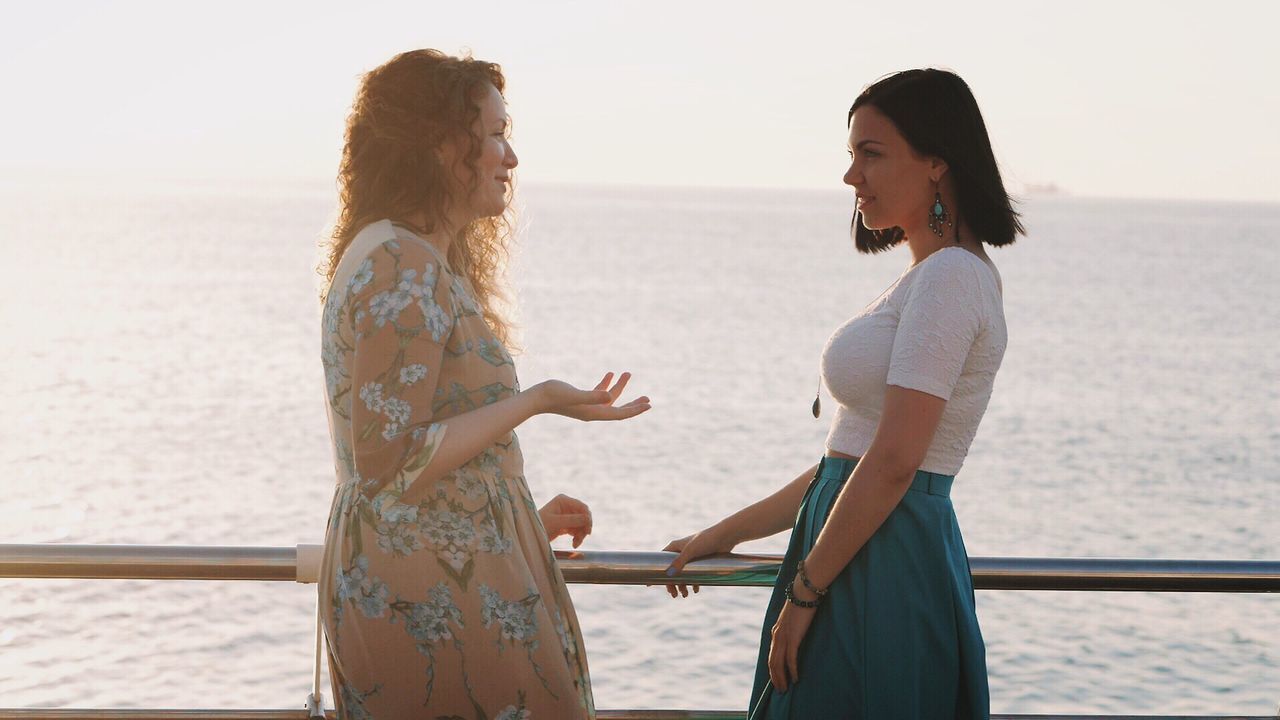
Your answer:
[2,169,1279,209]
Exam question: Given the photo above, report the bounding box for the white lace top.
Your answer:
[820,247,1007,475]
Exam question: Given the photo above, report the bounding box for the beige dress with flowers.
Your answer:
[317,219,593,719]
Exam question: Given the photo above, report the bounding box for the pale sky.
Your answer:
[2,0,1277,203]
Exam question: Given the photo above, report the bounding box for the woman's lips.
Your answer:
[857,195,875,208]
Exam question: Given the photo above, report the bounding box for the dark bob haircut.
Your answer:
[849,69,1025,253]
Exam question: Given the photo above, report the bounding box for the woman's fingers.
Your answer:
[585,389,613,404]
[662,536,694,597]
[558,513,590,529]
[583,370,630,404]
[544,497,591,547]
[611,403,651,419]
[666,546,693,576]
[576,506,591,546]
[544,512,590,539]
[606,371,631,402]
[786,637,799,689]
[581,402,650,422]
[768,629,785,691]
[661,580,698,597]
[665,538,686,594]
[665,549,686,597]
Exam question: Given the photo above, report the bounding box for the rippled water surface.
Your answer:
[1,181,1277,714]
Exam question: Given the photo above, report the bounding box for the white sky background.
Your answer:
[1,0,1277,203]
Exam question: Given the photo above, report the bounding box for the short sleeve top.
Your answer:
[820,247,1007,475]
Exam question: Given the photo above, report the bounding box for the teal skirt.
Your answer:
[748,456,989,719]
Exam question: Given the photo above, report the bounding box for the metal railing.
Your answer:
[3,543,1278,592]
[1,543,1277,720]
[0,711,1273,720]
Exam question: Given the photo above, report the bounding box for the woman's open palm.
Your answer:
[542,372,650,422]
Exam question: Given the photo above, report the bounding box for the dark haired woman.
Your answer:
[317,49,650,719]
[663,68,1022,718]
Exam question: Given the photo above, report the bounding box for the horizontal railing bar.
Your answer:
[558,551,1280,593]
[0,710,1273,719]
[1,544,1277,592]
[0,544,299,581]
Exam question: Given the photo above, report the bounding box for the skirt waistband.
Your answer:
[817,455,954,498]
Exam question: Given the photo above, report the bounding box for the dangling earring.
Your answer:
[812,376,821,418]
[928,185,952,238]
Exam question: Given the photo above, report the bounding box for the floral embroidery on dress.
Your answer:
[333,554,391,626]
[337,681,380,720]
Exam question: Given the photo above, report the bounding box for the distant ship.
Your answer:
[1023,181,1067,196]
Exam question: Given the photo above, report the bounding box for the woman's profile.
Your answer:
[664,68,1022,718]
[316,49,649,719]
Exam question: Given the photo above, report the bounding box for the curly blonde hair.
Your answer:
[321,49,515,347]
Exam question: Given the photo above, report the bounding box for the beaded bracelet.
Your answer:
[784,579,821,608]
[797,559,828,598]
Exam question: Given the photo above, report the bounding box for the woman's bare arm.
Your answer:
[795,385,946,593]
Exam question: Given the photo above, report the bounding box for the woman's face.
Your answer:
[443,82,518,223]
[843,105,937,232]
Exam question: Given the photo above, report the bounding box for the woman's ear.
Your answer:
[929,156,950,184]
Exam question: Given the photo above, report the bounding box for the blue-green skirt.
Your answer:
[748,456,989,719]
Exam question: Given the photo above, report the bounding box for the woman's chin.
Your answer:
[858,210,887,231]
[469,201,508,222]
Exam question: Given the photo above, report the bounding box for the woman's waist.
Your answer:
[816,454,954,497]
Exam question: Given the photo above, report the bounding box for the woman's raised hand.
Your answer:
[531,372,650,422]
[660,525,738,598]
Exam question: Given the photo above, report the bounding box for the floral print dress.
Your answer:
[317,219,594,719]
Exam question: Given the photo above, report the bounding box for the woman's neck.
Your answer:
[402,212,463,257]
[903,219,984,266]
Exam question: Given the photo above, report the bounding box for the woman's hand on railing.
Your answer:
[539,494,593,549]
[530,372,651,422]
[660,525,738,598]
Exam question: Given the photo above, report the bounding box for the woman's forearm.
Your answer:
[800,449,915,590]
[714,463,818,544]
[411,388,544,485]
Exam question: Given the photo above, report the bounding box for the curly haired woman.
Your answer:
[316,49,649,719]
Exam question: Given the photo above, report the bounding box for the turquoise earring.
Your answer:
[928,189,953,238]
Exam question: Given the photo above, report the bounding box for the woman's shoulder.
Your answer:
[358,219,457,270]
[908,247,1001,299]
[333,220,456,302]
[388,222,453,267]
[345,220,448,270]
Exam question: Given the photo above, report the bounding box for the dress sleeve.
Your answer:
[887,253,987,401]
[346,238,456,501]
